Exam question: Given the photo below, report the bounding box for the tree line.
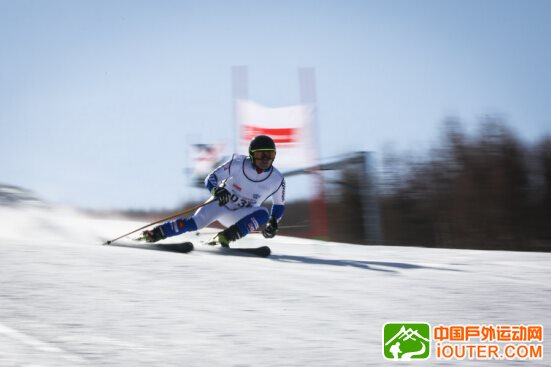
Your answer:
[374,118,551,251]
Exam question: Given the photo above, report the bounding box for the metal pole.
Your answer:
[232,65,248,153]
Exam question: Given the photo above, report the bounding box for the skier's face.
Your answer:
[252,150,276,170]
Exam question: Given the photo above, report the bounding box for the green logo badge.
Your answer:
[383,323,431,360]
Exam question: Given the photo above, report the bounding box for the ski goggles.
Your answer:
[251,150,276,160]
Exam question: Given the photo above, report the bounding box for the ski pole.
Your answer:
[102,197,216,245]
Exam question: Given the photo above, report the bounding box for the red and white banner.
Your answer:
[236,99,316,169]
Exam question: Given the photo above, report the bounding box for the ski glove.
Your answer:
[211,186,231,206]
[262,217,279,238]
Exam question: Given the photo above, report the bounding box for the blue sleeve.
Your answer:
[271,204,285,221]
[269,177,285,221]
[205,173,218,192]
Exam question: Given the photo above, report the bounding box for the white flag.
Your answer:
[236,99,316,169]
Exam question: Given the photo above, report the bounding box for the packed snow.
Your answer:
[0,203,549,366]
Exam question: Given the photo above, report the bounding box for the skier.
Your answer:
[141,135,285,246]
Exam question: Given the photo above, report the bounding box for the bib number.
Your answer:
[230,194,252,208]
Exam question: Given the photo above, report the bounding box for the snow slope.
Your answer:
[0,204,549,366]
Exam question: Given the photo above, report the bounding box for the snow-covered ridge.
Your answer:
[0,183,44,207]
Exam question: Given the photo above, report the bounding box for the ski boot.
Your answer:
[141,226,166,243]
[207,225,242,247]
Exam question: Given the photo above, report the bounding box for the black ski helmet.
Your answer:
[249,135,276,154]
[249,135,276,164]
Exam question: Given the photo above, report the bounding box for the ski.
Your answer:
[219,245,271,258]
[103,240,194,254]
[204,233,270,257]
[154,242,194,253]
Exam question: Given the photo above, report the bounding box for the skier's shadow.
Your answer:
[269,255,462,273]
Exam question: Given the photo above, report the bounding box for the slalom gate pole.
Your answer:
[102,198,216,245]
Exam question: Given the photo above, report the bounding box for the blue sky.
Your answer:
[1,0,550,209]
